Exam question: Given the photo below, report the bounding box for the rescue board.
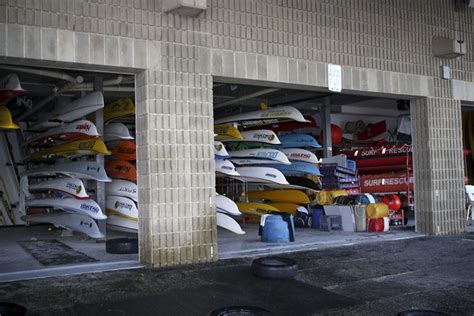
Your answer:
[215,106,308,127]
[216,194,241,216]
[247,189,310,204]
[21,161,111,182]
[28,178,90,199]
[216,212,245,235]
[228,148,291,165]
[26,198,107,220]
[214,124,243,141]
[105,160,137,181]
[25,120,100,147]
[105,179,138,202]
[25,213,104,239]
[280,148,320,164]
[233,167,289,185]
[278,134,322,148]
[104,98,135,123]
[24,139,111,161]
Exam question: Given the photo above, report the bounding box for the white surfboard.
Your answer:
[32,92,104,130]
[228,148,291,165]
[233,167,289,185]
[216,194,241,216]
[216,212,245,235]
[239,130,281,145]
[26,198,107,220]
[214,141,229,158]
[104,122,134,142]
[280,148,320,164]
[21,161,111,182]
[105,180,138,202]
[25,120,100,147]
[25,213,104,239]
[29,178,90,199]
[215,159,240,176]
[106,196,138,221]
[214,106,308,127]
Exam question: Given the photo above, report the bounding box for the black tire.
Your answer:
[0,302,27,316]
[251,256,298,279]
[106,238,138,254]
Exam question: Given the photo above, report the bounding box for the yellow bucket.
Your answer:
[366,203,389,219]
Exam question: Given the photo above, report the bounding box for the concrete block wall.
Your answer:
[1,0,472,265]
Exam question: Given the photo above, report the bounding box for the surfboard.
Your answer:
[0,74,28,106]
[26,120,100,147]
[247,189,310,204]
[25,212,104,239]
[278,134,322,148]
[223,129,281,145]
[216,194,241,216]
[214,141,229,158]
[105,160,137,181]
[29,178,90,200]
[214,106,308,127]
[24,139,111,161]
[26,198,107,220]
[21,161,111,182]
[267,203,300,214]
[104,98,135,123]
[267,161,322,177]
[104,122,134,142]
[32,92,104,130]
[233,167,289,185]
[0,106,19,129]
[236,202,283,216]
[216,212,245,235]
[111,140,136,161]
[280,148,320,164]
[106,195,138,222]
[214,124,243,141]
[228,148,291,165]
[105,179,138,202]
[215,159,240,176]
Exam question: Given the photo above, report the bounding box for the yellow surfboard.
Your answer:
[267,203,299,214]
[247,190,310,205]
[214,124,243,141]
[236,202,283,216]
[0,106,19,130]
[25,139,111,161]
[104,98,135,123]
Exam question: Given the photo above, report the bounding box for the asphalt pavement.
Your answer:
[1,234,473,315]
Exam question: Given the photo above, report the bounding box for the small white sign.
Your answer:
[327,64,342,92]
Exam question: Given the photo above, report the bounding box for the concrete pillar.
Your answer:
[321,97,332,158]
[411,97,465,235]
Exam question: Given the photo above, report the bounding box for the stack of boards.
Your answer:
[0,74,138,238]
[214,106,322,234]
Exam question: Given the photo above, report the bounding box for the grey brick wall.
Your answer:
[1,0,472,265]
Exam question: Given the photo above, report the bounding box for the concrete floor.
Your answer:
[1,235,473,315]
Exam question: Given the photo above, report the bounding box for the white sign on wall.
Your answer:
[327,64,342,92]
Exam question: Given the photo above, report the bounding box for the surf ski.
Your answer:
[105,179,138,202]
[266,161,322,177]
[216,194,241,216]
[233,167,289,185]
[214,106,308,127]
[25,120,100,147]
[26,198,107,220]
[235,202,283,216]
[228,148,291,165]
[28,178,90,199]
[21,161,111,182]
[25,213,104,239]
[215,159,239,176]
[278,134,322,148]
[280,148,320,164]
[24,139,111,161]
[223,129,281,145]
[216,212,245,235]
[106,196,138,231]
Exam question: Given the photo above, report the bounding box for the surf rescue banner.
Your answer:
[360,172,414,194]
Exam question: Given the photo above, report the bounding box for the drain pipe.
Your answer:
[0,65,83,83]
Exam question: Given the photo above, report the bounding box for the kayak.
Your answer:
[105,179,138,202]
[106,196,138,222]
[111,140,136,161]
[215,106,308,127]
[21,161,111,182]
[25,213,104,239]
[223,129,281,145]
[26,197,107,220]
[267,161,322,177]
[247,189,310,204]
[26,120,100,147]
[228,148,291,165]
[104,98,135,123]
[215,159,240,176]
[105,160,137,181]
[216,194,241,216]
[24,139,111,161]
[216,212,245,235]
[267,203,300,214]
[280,148,320,164]
[236,202,283,216]
[32,92,104,130]
[214,141,229,158]
[233,167,289,185]
[0,106,19,129]
[214,124,243,141]
[104,122,134,142]
[0,74,28,105]
[28,178,90,200]
[278,134,322,148]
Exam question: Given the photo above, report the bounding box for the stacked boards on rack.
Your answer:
[103,98,139,233]
[213,106,322,232]
[20,92,110,238]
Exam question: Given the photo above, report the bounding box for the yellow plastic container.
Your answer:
[366,203,389,219]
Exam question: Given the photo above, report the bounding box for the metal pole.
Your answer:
[322,97,332,158]
[94,77,106,239]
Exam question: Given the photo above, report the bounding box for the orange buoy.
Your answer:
[319,124,343,144]
[111,140,136,161]
[105,160,137,181]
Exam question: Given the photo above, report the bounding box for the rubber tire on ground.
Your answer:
[251,257,298,279]
[0,302,27,316]
[106,238,138,254]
